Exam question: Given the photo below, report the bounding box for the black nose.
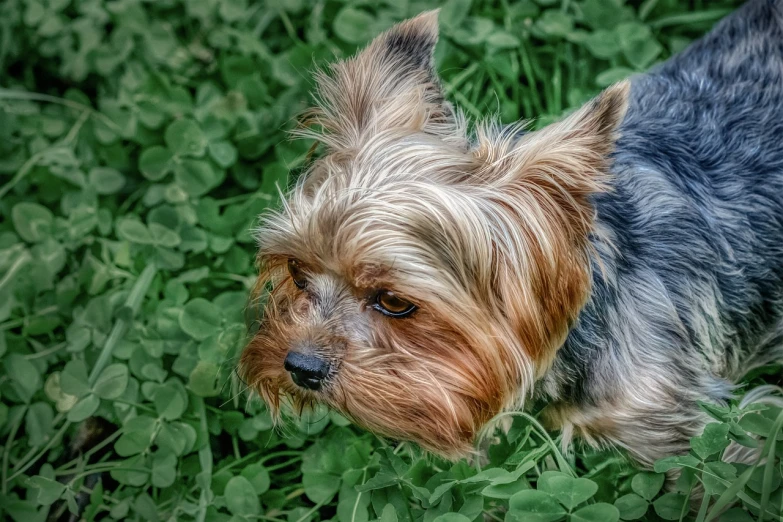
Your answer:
[284,352,329,391]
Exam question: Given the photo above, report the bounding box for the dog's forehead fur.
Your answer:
[265,158,475,289]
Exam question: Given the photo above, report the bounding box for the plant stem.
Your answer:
[0,248,31,295]
[0,111,89,199]
[56,430,123,472]
[758,408,783,522]
[694,489,711,522]
[294,495,328,522]
[88,262,157,385]
[260,450,304,463]
[193,396,213,522]
[276,7,302,45]
[24,342,67,359]
[6,417,69,483]
[0,89,121,131]
[484,411,576,477]
[1,407,25,495]
[265,457,302,472]
[443,63,479,95]
[441,80,483,119]
[518,39,545,115]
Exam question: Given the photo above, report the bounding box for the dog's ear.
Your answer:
[475,81,630,237]
[301,11,463,151]
[473,82,630,367]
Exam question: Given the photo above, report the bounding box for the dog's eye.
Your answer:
[373,290,416,317]
[287,259,307,289]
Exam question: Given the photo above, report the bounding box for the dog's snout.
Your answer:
[284,352,329,391]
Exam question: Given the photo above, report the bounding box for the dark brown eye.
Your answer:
[287,259,307,289]
[373,290,416,318]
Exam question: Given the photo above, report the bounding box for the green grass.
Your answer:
[0,0,781,521]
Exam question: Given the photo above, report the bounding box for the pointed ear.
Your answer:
[302,11,463,151]
[476,81,631,235]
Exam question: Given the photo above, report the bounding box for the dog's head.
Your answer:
[240,11,628,458]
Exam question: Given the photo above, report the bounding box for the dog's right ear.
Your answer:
[300,11,464,151]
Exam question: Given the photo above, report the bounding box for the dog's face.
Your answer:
[240,11,629,458]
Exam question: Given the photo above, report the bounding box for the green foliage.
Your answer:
[0,0,779,521]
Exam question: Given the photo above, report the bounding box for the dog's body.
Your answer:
[241,0,783,467]
[538,0,783,465]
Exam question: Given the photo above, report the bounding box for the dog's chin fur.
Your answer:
[239,11,629,459]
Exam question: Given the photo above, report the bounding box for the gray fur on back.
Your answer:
[537,0,783,464]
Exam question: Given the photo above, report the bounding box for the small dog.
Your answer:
[241,0,783,467]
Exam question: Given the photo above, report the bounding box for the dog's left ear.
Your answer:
[476,81,631,236]
[473,82,630,367]
[302,11,463,151]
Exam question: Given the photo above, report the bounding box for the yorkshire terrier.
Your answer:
[240,0,783,467]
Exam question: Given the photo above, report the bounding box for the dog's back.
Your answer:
[543,0,783,464]
[602,0,783,374]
